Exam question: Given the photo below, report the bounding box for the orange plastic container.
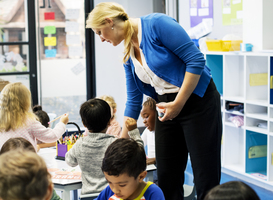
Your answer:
[206,40,242,51]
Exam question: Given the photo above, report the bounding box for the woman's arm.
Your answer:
[157,72,200,122]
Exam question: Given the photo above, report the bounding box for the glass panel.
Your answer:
[0,0,27,42]
[0,74,30,93]
[0,45,29,72]
[38,0,86,130]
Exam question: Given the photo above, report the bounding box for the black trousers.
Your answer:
[155,79,222,200]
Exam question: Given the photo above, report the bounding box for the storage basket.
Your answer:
[56,122,82,160]
[206,40,242,51]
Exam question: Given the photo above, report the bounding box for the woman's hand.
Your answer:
[125,118,137,131]
[147,157,156,165]
[156,101,184,122]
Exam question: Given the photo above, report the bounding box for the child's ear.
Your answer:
[113,108,117,114]
[45,182,53,200]
[138,171,147,182]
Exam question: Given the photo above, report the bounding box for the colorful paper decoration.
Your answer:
[44,12,55,20]
[44,37,57,46]
[44,26,56,34]
[45,49,57,58]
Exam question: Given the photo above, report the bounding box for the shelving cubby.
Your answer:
[203,51,273,190]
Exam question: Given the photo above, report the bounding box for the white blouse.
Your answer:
[130,19,180,95]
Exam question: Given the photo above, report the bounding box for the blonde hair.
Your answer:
[99,95,117,118]
[0,150,52,200]
[0,82,37,132]
[86,2,134,63]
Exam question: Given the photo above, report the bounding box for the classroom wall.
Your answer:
[94,0,155,127]
[178,0,243,39]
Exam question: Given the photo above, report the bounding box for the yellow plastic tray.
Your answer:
[206,40,242,51]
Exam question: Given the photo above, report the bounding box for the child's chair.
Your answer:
[80,192,100,200]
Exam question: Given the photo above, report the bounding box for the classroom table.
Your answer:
[38,147,156,200]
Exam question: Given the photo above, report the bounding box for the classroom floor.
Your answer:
[185,159,273,200]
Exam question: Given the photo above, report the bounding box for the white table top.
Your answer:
[38,147,156,186]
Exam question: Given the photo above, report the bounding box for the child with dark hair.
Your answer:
[33,105,56,149]
[96,137,165,200]
[65,98,143,195]
[204,181,260,200]
[0,137,62,200]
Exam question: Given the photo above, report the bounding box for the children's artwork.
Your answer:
[222,0,243,25]
[65,9,80,20]
[44,37,57,46]
[66,34,81,45]
[69,46,82,57]
[44,26,56,35]
[65,21,79,32]
[189,0,213,27]
[249,73,268,86]
[49,168,81,180]
[45,49,57,58]
[44,12,55,20]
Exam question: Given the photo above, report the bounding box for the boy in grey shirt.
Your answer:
[65,98,143,195]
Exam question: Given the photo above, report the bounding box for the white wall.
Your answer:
[178,0,243,39]
[94,0,154,127]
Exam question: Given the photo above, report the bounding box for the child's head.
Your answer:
[33,105,50,128]
[140,97,156,131]
[0,82,36,132]
[204,181,260,200]
[102,138,147,199]
[99,95,117,119]
[80,98,111,132]
[0,150,53,200]
[0,137,36,155]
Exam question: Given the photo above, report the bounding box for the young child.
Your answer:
[204,181,260,200]
[65,98,143,195]
[96,138,165,200]
[0,82,69,151]
[33,105,56,148]
[140,97,156,166]
[99,95,121,137]
[0,137,62,200]
[83,95,121,138]
[0,150,53,200]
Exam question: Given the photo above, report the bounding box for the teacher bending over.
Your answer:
[86,2,222,200]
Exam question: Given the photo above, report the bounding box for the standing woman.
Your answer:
[86,2,222,200]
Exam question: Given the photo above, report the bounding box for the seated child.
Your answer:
[0,82,69,151]
[65,98,143,195]
[96,138,165,200]
[140,97,157,183]
[83,95,121,138]
[0,137,62,200]
[204,181,260,200]
[99,95,121,137]
[33,105,56,148]
[0,150,53,200]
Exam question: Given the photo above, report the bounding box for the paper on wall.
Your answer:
[65,21,79,32]
[69,46,82,57]
[66,35,81,45]
[65,9,80,20]
[71,62,85,75]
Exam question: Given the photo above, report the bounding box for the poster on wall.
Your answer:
[222,0,243,25]
[189,0,213,28]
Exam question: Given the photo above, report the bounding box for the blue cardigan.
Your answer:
[124,13,212,120]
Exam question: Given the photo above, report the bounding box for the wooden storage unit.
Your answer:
[204,51,273,190]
